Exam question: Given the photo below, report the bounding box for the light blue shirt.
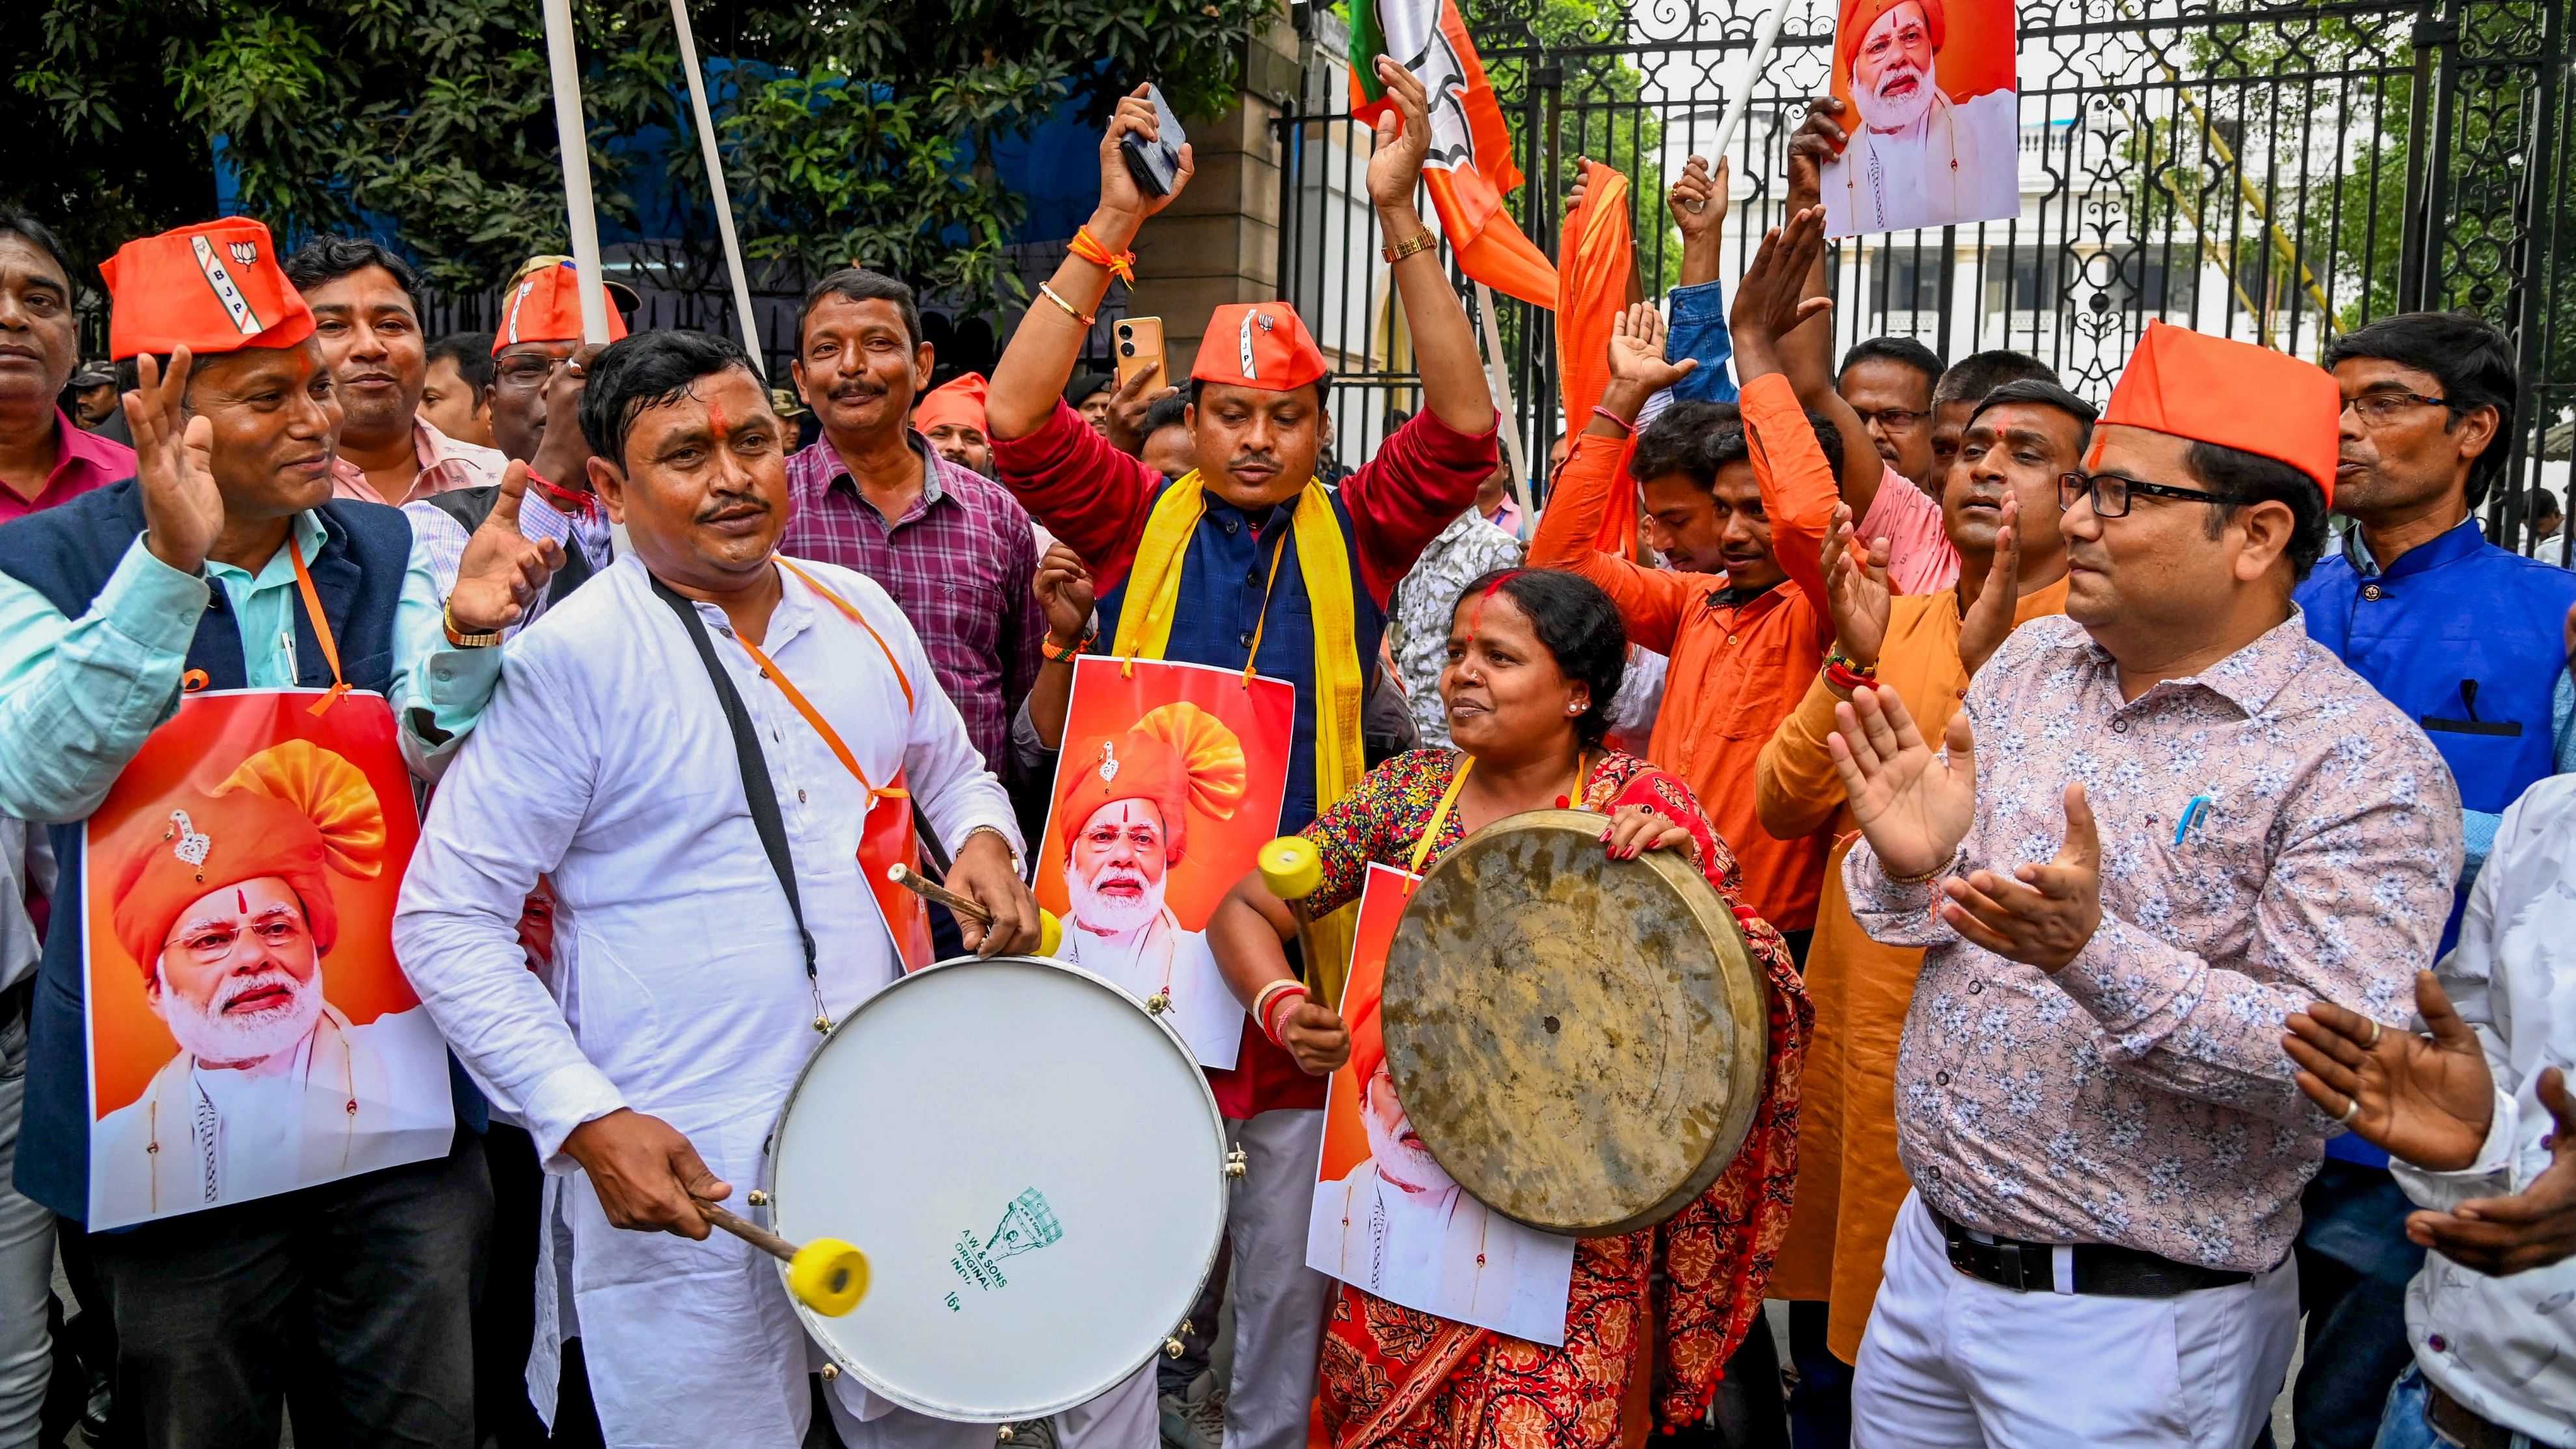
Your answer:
[0,516,501,824]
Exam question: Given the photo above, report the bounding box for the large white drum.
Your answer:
[766,955,1230,1422]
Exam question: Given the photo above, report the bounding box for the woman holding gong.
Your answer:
[1208,566,1809,1447]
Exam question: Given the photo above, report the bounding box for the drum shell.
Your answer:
[762,955,1229,1422]
[1381,809,1769,1238]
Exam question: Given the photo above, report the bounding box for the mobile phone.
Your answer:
[1119,85,1188,198]
[1115,317,1167,390]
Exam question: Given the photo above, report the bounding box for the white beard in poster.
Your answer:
[157,956,327,1068]
[1068,857,1169,936]
[1360,1064,1456,1199]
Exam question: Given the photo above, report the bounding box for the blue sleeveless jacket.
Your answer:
[0,481,422,1221]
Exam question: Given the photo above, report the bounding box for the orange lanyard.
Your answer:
[284,535,349,715]
[727,561,914,802]
[1403,751,1589,889]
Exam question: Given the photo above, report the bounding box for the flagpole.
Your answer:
[669,0,765,376]
[1472,280,1534,538]
[1709,1,1791,168]
[541,0,613,345]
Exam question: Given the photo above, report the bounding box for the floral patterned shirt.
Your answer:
[1384,511,1525,748]
[1845,610,2463,1270]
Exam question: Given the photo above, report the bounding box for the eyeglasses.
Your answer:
[1855,407,1926,433]
[2057,470,2230,518]
[494,355,565,389]
[161,913,308,966]
[2341,390,2460,429]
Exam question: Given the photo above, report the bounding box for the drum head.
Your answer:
[1381,809,1769,1237]
[768,956,1228,1422]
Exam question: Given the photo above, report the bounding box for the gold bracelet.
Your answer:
[1037,283,1096,329]
[1381,230,1437,264]
[442,601,502,649]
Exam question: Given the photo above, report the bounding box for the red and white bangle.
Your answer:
[1254,979,1306,1046]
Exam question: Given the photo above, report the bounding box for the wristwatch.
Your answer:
[1382,230,1437,264]
[442,601,503,649]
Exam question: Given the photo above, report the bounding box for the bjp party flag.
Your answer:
[1349,0,1558,308]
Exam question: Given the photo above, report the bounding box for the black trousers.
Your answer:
[85,1130,491,1449]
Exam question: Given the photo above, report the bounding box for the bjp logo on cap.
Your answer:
[228,241,258,267]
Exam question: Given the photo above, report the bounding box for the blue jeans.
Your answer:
[2294,1162,2426,1448]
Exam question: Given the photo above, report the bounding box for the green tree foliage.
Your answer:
[4,0,1274,305]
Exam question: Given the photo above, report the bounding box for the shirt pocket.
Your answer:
[2416,714,2530,812]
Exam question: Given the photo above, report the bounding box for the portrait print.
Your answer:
[1036,657,1295,1067]
[1823,0,2020,237]
[1308,863,1576,1345]
[84,691,452,1230]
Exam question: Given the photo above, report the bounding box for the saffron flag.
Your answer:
[1556,160,1642,556]
[1349,0,1558,308]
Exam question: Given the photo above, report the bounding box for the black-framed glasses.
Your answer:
[2057,470,2229,518]
[2340,390,2460,429]
[1855,407,1927,433]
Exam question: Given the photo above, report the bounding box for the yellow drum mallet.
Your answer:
[1257,835,1342,1009]
[694,1197,869,1316]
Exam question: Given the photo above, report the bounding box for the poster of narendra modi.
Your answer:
[1823,0,2019,237]
[1308,864,1575,1344]
[83,691,452,1230]
[1035,657,1295,1069]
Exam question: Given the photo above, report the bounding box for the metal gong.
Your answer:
[1380,808,1769,1237]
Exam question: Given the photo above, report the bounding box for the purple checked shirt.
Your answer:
[1845,610,2463,1272]
[780,433,1043,778]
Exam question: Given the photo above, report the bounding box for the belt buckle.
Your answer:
[1996,1239,2050,1293]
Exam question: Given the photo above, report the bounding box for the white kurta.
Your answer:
[393,554,1021,1449]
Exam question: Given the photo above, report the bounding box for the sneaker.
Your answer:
[1183,1386,1226,1448]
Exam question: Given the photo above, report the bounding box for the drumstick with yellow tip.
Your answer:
[886,863,1064,956]
[1256,835,1332,1009]
[693,1197,869,1315]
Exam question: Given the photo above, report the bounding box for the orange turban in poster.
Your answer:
[1056,703,1249,863]
[494,258,631,353]
[1192,305,1328,394]
[1830,0,2012,108]
[111,742,388,979]
[1837,0,1945,74]
[100,218,315,362]
[2100,321,2342,504]
[1347,975,1386,1090]
[913,372,990,437]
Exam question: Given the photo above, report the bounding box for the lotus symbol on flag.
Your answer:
[228,243,257,266]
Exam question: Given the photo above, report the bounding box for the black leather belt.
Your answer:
[1936,1208,2255,1298]
[2430,1382,2571,1449]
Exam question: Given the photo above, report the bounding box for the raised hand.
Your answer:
[1786,96,1851,208]
[1604,302,1697,398]
[2409,1066,2576,1275]
[1668,154,1729,240]
[1034,541,1096,650]
[2286,969,2497,1171]
[1956,495,2024,676]
[449,462,568,636]
[1937,783,2101,971]
[128,349,223,574]
[1826,684,1976,881]
[1728,206,1832,377]
[1102,362,1173,457]
[1365,55,1436,215]
[532,343,604,493]
[1094,85,1197,245]
[1820,504,1893,670]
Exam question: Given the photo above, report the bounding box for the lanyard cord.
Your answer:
[284,535,349,715]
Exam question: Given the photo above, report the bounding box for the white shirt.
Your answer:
[2393,773,2576,1443]
[392,552,1020,1443]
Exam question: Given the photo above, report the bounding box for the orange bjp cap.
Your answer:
[1191,303,1329,393]
[100,218,315,361]
[2099,321,2342,504]
[912,372,989,437]
[493,259,630,353]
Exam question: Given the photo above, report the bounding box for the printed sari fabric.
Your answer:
[1299,748,1810,1448]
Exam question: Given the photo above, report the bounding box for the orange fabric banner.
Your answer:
[1556,161,1640,556]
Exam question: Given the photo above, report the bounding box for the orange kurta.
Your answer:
[1529,373,1841,930]
[1752,577,2069,1359]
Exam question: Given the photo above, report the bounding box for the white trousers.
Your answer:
[1223,1109,1334,1449]
[0,1016,53,1449]
[1852,1191,2298,1449]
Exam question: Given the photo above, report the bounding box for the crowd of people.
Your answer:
[0,62,2571,1449]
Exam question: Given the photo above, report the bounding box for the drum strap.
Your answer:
[649,573,821,982]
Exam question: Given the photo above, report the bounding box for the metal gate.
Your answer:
[1275,0,2571,547]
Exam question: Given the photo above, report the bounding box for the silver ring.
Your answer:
[2367,1018,2383,1050]
[2339,1098,2360,1126]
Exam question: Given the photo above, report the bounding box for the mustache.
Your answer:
[218,968,304,1013]
[828,380,888,402]
[694,489,772,522]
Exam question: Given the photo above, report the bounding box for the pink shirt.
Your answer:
[1855,463,1960,595]
[331,419,506,506]
[0,410,133,523]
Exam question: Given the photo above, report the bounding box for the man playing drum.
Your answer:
[394,329,1055,1448]
[1206,567,1809,1446]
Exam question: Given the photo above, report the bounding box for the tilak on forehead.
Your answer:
[1463,569,1526,653]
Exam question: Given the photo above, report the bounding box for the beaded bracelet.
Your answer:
[1040,628,1096,664]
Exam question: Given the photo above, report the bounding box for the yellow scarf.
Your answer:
[1113,470,1367,1004]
